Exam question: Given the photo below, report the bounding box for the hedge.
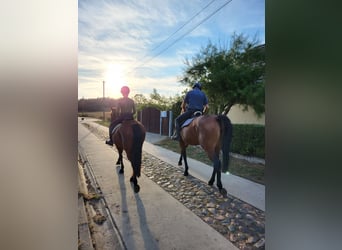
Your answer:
[231,124,265,158]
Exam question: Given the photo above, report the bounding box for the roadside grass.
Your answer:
[154,138,265,185]
[97,120,109,127]
[79,111,111,121]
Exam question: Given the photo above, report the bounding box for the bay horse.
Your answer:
[177,114,233,194]
[110,108,146,193]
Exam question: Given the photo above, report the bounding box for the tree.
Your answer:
[149,88,170,110]
[180,33,265,116]
[133,94,149,112]
[133,89,183,112]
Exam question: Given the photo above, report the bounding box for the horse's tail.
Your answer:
[131,123,145,177]
[217,115,233,172]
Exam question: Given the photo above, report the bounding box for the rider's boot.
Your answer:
[171,124,180,141]
[171,132,179,141]
[105,138,113,146]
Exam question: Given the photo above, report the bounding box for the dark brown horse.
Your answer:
[110,108,146,193]
[177,114,233,194]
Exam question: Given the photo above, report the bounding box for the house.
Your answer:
[228,105,265,125]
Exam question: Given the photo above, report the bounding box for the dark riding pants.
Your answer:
[174,109,200,135]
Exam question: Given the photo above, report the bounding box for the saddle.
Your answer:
[111,123,122,135]
[110,115,134,135]
[180,111,202,129]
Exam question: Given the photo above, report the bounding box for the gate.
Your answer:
[137,107,173,136]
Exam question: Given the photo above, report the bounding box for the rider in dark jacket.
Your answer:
[171,82,209,140]
[106,86,136,146]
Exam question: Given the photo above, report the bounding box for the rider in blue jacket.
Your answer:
[171,82,209,140]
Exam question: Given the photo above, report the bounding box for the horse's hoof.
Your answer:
[219,188,227,196]
[134,185,140,193]
[208,181,213,186]
[183,172,189,176]
[116,161,120,165]
[178,162,182,166]
[130,176,134,182]
[119,169,124,174]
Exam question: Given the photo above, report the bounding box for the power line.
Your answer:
[129,0,233,73]
[150,0,217,52]
[130,0,217,71]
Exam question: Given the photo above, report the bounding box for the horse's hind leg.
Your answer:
[208,168,215,186]
[215,160,223,190]
[130,175,140,193]
[208,156,222,190]
[178,154,182,166]
[116,152,122,165]
[116,147,121,164]
[182,147,189,176]
[216,168,227,195]
[118,154,124,174]
[207,150,216,186]
[116,147,124,174]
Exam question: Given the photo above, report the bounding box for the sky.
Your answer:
[78,0,265,99]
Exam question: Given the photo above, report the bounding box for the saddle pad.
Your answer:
[181,118,195,128]
[111,124,122,135]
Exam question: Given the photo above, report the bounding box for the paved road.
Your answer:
[78,118,238,250]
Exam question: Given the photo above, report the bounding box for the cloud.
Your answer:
[78,0,265,99]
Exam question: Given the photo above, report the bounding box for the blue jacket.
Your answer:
[184,88,208,111]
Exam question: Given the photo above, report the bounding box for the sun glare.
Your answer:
[104,64,127,98]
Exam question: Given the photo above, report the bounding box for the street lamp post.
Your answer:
[102,80,105,121]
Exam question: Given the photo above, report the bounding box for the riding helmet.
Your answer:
[121,86,130,96]
[192,82,202,90]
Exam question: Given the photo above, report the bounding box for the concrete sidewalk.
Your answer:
[80,117,265,211]
[78,121,238,250]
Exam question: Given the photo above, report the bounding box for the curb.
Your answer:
[78,162,95,250]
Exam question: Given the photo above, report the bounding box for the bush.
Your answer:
[231,124,264,158]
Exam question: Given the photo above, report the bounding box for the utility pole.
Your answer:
[102,80,105,121]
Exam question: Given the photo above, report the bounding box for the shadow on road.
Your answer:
[115,161,159,250]
[134,195,160,250]
[115,165,137,250]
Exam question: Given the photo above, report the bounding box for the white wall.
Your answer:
[228,104,265,125]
